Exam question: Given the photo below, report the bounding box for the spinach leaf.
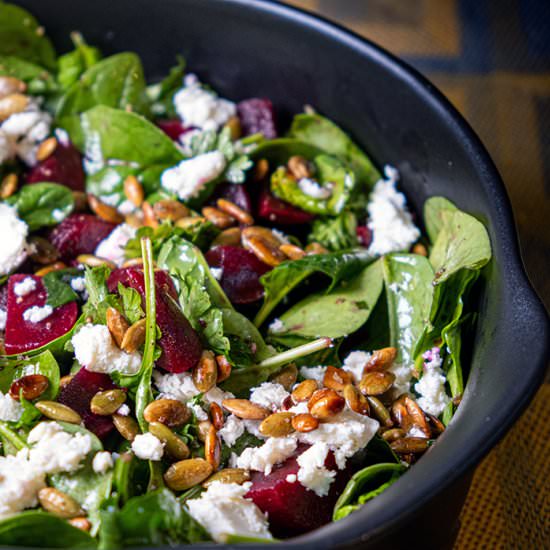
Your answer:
[82,265,120,324]
[309,211,359,252]
[6,182,74,231]
[118,283,144,324]
[0,511,97,548]
[224,535,277,544]
[272,260,384,340]
[0,420,27,454]
[288,112,380,188]
[250,138,324,165]
[423,196,457,245]
[147,56,186,118]
[0,4,56,70]
[255,248,374,327]
[43,269,80,308]
[0,55,58,95]
[57,32,102,91]
[220,431,263,464]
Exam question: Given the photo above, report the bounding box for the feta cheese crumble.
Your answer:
[0,310,6,331]
[218,414,245,447]
[13,277,37,297]
[298,177,333,199]
[92,451,114,474]
[23,305,53,323]
[0,203,29,276]
[299,366,327,384]
[249,382,289,412]
[415,347,450,416]
[296,442,336,496]
[94,223,136,267]
[210,267,223,280]
[70,276,87,293]
[367,165,420,256]
[72,324,142,375]
[0,391,24,422]
[116,404,130,416]
[161,151,226,201]
[131,433,165,461]
[233,437,297,475]
[342,351,372,382]
[267,318,285,334]
[187,482,272,543]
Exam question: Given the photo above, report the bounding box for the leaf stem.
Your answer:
[257,337,332,369]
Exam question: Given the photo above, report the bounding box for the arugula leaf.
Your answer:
[6,182,74,231]
[0,3,56,71]
[270,260,384,340]
[118,283,144,324]
[43,269,80,308]
[0,55,58,95]
[309,212,359,252]
[255,248,374,327]
[57,32,102,91]
[147,56,186,118]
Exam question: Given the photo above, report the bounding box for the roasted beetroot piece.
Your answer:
[210,182,252,213]
[356,226,372,248]
[49,214,116,262]
[237,98,277,139]
[107,268,202,373]
[27,140,85,192]
[4,274,78,355]
[58,367,118,440]
[205,245,270,304]
[156,119,190,141]
[246,448,347,537]
[257,187,315,225]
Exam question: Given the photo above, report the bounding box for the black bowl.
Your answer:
[13,0,549,548]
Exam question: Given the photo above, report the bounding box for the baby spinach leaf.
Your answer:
[43,269,80,308]
[82,265,119,324]
[118,283,144,324]
[250,138,323,164]
[147,56,186,118]
[423,196,457,245]
[288,112,380,188]
[272,260,384,340]
[6,182,74,231]
[309,211,359,252]
[255,247,375,327]
[58,32,102,91]
[0,55,58,95]
[224,535,277,544]
[0,511,97,548]
[0,3,57,71]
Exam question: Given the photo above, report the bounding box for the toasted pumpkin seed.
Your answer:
[364,347,398,373]
[204,424,221,470]
[38,488,83,519]
[359,371,396,396]
[202,206,235,229]
[202,468,250,488]
[254,158,269,181]
[197,420,212,443]
[323,365,353,391]
[211,227,242,247]
[209,402,225,430]
[35,401,81,424]
[36,137,57,162]
[175,215,206,229]
[287,155,312,179]
[29,236,59,265]
[164,458,213,491]
[192,350,217,393]
[88,194,124,224]
[123,175,144,207]
[280,243,305,260]
[149,422,190,460]
[0,76,26,98]
[112,414,139,441]
[59,375,74,389]
[343,384,370,416]
[143,399,190,428]
[392,395,431,438]
[0,173,18,199]
[305,242,329,255]
[259,412,294,437]
[367,396,393,428]
[90,389,127,416]
[120,318,146,353]
[412,243,428,257]
[76,254,116,269]
[141,201,158,228]
[216,198,254,226]
[426,413,445,436]
[215,354,232,383]
[291,413,319,433]
[224,115,242,140]
[390,437,430,454]
[9,374,49,401]
[308,388,345,420]
[153,199,189,221]
[291,379,318,403]
[34,261,67,276]
[106,307,129,348]
[221,398,269,420]
[381,428,406,443]
[68,517,92,532]
[269,363,298,391]
[0,93,28,121]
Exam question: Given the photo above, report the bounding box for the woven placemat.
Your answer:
[454,383,550,549]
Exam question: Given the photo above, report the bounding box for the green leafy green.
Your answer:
[147,56,186,118]
[423,196,457,244]
[81,265,119,324]
[57,32,102,91]
[309,211,359,252]
[6,182,74,231]
[250,138,323,165]
[0,420,28,454]
[43,269,81,308]
[118,283,144,324]
[0,55,58,95]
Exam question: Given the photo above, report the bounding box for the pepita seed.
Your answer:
[241,226,284,248]
[68,517,92,532]
[9,374,49,401]
[29,236,59,265]
[305,242,329,255]
[390,437,430,454]
[259,412,295,437]
[0,76,26,99]
[38,488,83,519]
[36,137,57,162]
[202,468,250,488]
[123,175,144,207]
[209,402,225,430]
[224,115,242,140]
[34,261,67,276]
[197,420,212,443]
[269,363,298,391]
[120,318,146,353]
[391,395,431,438]
[279,243,305,260]
[245,235,284,266]
[204,424,221,469]
[211,227,242,247]
[0,93,28,121]
[287,155,312,179]
[35,401,81,424]
[153,199,190,221]
[149,422,190,461]
[76,254,116,269]
[90,389,127,416]
[364,347,398,372]
[201,206,235,229]
[366,396,393,428]
[112,414,139,441]
[291,379,318,403]
[192,350,217,393]
[106,307,129,348]
[0,173,18,199]
[359,371,396,396]
[87,194,124,224]
[381,428,406,442]
[143,399,190,428]
[308,388,345,420]
[215,354,232,383]
[291,413,319,433]
[125,212,144,228]
[216,198,254,226]
[121,257,144,268]
[72,191,88,212]
[426,413,445,436]
[323,365,353,391]
[343,384,370,416]
[412,243,428,257]
[175,215,206,229]
[141,201,158,228]
[221,398,269,420]
[253,158,269,181]
[164,458,213,491]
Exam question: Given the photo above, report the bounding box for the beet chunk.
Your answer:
[4,274,78,355]
[49,214,116,262]
[107,268,202,373]
[237,98,277,139]
[257,187,315,225]
[27,140,85,192]
[356,226,373,248]
[58,368,118,440]
[156,119,190,141]
[205,245,270,304]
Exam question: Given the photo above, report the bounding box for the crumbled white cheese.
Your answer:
[367,165,420,255]
[415,347,450,416]
[70,276,87,293]
[271,229,290,245]
[299,366,326,384]
[389,362,413,396]
[72,324,141,375]
[249,382,289,412]
[408,426,428,438]
[296,442,336,496]
[0,391,24,421]
[94,223,136,267]
[187,482,272,543]
[342,351,372,382]
[218,414,245,447]
[267,318,285,334]
[285,474,297,483]
[54,128,70,146]
[14,277,37,297]
[173,75,236,132]
[298,177,333,200]
[22,305,53,323]
[233,437,297,475]
[131,433,165,461]
[0,310,6,331]
[178,128,202,156]
[92,451,114,474]
[0,203,29,276]
[116,404,130,416]
[161,151,226,201]
[52,208,66,222]
[210,267,223,281]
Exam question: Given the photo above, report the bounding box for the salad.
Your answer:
[0,3,492,547]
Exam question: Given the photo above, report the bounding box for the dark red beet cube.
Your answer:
[210,182,252,214]
[237,98,277,139]
[27,140,85,192]
[107,268,202,373]
[4,274,78,355]
[257,187,315,225]
[155,119,191,141]
[49,214,116,262]
[58,367,118,440]
[356,226,372,248]
[205,245,270,304]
